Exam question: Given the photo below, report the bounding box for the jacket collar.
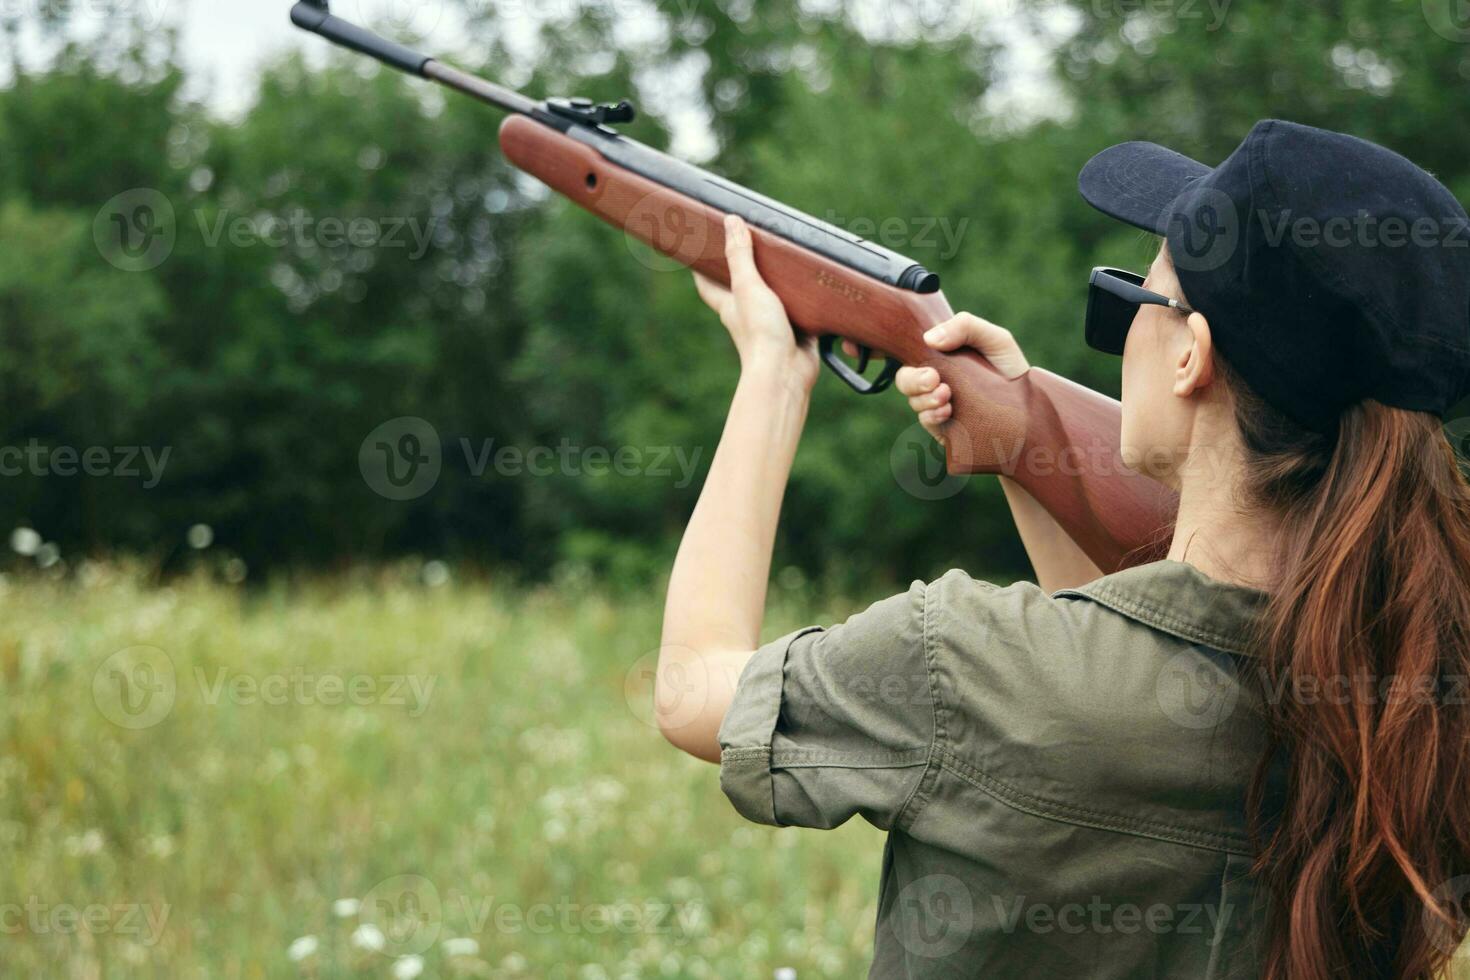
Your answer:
[1057,560,1268,656]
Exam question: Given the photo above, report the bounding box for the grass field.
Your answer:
[9,565,1470,979]
[0,563,884,979]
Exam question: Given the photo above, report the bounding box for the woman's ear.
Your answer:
[1172,311,1216,398]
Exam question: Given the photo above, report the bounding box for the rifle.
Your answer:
[290,0,1178,573]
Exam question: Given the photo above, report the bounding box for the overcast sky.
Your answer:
[2,2,473,117]
[4,0,1069,157]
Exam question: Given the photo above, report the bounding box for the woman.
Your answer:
[657,120,1470,978]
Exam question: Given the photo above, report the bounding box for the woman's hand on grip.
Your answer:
[895,313,1030,445]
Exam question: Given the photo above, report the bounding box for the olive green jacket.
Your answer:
[719,561,1272,979]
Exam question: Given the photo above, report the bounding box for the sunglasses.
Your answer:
[1085,267,1196,355]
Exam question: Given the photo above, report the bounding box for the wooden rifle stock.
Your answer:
[500,115,1178,572]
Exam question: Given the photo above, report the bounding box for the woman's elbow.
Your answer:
[654,670,725,764]
[655,693,722,763]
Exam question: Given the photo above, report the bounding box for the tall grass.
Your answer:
[0,564,881,978]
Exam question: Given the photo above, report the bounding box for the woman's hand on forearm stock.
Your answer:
[896,314,1103,593]
[692,216,820,394]
[659,216,814,763]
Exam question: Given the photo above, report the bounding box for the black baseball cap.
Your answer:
[1078,119,1470,434]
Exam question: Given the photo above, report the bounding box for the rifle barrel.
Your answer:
[290,2,536,117]
[423,62,538,117]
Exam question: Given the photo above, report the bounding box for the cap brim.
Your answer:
[1078,141,1212,235]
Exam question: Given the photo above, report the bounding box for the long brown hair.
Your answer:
[1224,358,1470,978]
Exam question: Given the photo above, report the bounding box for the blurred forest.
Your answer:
[1,0,1467,588]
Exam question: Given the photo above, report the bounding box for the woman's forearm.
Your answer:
[998,476,1105,593]
[657,367,811,760]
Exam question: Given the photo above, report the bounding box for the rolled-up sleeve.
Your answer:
[717,580,935,832]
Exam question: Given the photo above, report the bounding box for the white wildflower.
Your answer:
[287,935,319,962]
[332,897,360,918]
[9,527,39,556]
[350,922,386,952]
[442,937,479,957]
[392,954,424,979]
